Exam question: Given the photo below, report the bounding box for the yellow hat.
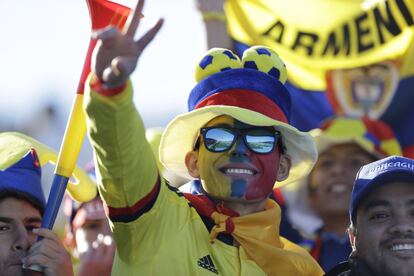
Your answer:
[160,46,317,186]
[312,116,402,158]
[282,116,402,234]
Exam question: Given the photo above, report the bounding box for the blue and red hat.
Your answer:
[159,46,317,186]
[0,133,46,211]
[0,132,97,213]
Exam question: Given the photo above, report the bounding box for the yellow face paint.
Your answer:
[197,115,280,202]
[198,116,234,199]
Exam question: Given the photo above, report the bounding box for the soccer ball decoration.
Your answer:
[194,46,287,84]
[241,46,287,84]
[195,48,242,82]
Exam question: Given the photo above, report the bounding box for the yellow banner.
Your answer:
[225,0,414,90]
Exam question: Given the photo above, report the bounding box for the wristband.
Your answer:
[202,11,226,22]
[90,74,126,97]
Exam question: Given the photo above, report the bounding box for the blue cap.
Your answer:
[0,149,46,211]
[350,155,414,224]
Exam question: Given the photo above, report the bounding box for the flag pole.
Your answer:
[26,0,131,272]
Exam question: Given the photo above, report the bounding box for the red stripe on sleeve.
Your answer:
[106,175,160,219]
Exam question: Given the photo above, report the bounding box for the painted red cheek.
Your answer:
[245,151,280,200]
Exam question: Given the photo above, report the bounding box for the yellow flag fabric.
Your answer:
[210,199,324,276]
[225,0,414,90]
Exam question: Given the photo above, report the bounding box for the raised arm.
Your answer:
[84,0,164,226]
[195,0,232,49]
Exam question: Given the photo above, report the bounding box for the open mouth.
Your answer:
[219,167,257,176]
[329,184,347,193]
[326,182,351,194]
[386,240,414,258]
[390,244,414,251]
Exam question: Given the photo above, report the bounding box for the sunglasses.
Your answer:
[199,126,281,154]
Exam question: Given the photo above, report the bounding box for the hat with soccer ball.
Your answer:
[159,46,317,186]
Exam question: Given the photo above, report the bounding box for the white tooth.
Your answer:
[225,168,253,175]
[331,184,347,193]
[391,244,414,251]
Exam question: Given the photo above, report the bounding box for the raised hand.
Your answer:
[91,0,163,88]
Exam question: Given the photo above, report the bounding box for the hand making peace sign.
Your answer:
[91,0,163,88]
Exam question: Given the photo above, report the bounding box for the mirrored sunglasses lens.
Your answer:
[204,128,235,152]
[245,129,275,153]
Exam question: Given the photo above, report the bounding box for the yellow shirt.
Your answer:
[84,80,323,275]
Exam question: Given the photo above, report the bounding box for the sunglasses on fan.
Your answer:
[198,126,282,154]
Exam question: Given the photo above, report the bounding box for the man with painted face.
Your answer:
[326,155,414,276]
[280,116,402,271]
[0,132,73,276]
[83,0,322,275]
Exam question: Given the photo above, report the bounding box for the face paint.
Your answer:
[197,115,280,202]
[245,147,280,200]
[198,116,234,199]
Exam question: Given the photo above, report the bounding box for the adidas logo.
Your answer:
[197,254,219,274]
